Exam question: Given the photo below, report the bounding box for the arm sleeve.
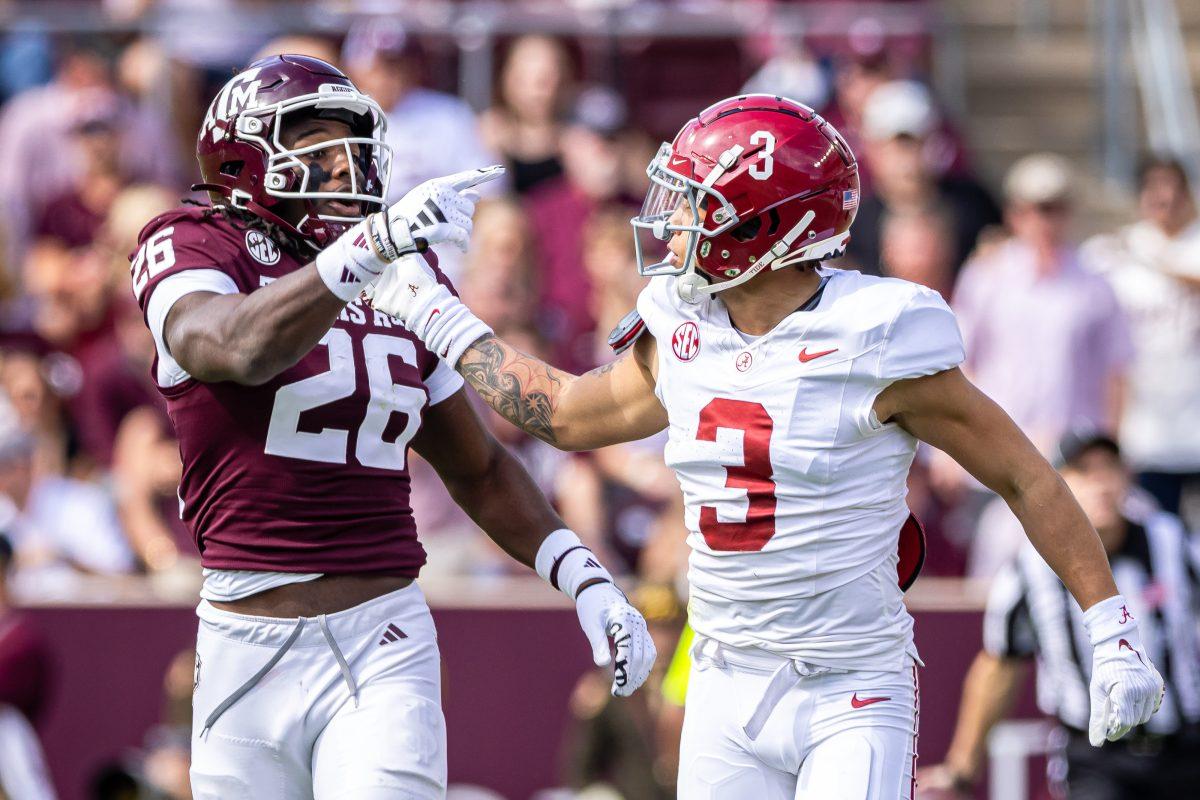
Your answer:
[874,286,966,382]
[982,563,1038,659]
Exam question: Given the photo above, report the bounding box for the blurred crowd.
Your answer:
[0,4,1197,799]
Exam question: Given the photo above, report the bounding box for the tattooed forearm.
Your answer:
[458,335,569,444]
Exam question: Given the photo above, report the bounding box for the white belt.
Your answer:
[691,635,841,741]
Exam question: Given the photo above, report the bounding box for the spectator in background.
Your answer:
[1081,156,1200,525]
[582,208,649,359]
[525,86,638,371]
[1,351,69,480]
[879,207,956,299]
[0,39,178,278]
[0,40,113,274]
[67,184,174,470]
[956,154,1131,453]
[843,80,1000,275]
[0,387,135,587]
[480,35,573,195]
[34,91,128,251]
[457,198,538,333]
[741,42,831,113]
[344,17,501,204]
[938,155,1132,548]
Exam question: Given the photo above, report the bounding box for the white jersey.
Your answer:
[637,268,964,671]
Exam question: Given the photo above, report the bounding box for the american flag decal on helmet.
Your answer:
[842,188,859,210]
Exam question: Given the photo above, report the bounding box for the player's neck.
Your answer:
[719,267,824,336]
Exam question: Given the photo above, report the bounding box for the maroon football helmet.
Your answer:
[195,54,391,249]
[632,95,859,302]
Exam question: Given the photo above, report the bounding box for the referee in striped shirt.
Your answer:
[922,429,1200,799]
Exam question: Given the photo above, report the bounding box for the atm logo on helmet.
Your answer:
[201,67,264,143]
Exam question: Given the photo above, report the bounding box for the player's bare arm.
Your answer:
[455,331,667,450]
[411,388,566,566]
[164,271,346,385]
[874,367,1117,610]
[876,366,1163,745]
[412,387,658,694]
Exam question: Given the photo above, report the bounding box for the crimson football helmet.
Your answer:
[632,94,859,302]
[194,54,391,248]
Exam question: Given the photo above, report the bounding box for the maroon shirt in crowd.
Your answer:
[131,207,460,576]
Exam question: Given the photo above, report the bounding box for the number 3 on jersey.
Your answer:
[696,398,777,551]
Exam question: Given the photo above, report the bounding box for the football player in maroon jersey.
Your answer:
[129,55,655,798]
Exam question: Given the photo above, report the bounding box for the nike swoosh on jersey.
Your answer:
[850,693,891,709]
[798,347,839,363]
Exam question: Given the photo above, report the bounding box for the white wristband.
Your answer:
[422,298,493,367]
[535,529,614,600]
[316,226,388,302]
[1082,594,1138,645]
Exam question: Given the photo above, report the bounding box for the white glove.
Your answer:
[365,251,492,366]
[387,165,505,254]
[315,165,504,303]
[535,529,657,697]
[576,580,656,697]
[1083,594,1165,746]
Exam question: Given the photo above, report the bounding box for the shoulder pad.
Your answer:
[607,309,646,355]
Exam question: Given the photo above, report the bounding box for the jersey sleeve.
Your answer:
[130,212,245,388]
[982,562,1038,659]
[424,358,464,405]
[874,287,965,382]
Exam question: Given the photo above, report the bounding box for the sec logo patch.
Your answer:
[672,321,700,362]
[245,229,280,265]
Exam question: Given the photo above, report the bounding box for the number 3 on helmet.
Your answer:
[631,95,859,303]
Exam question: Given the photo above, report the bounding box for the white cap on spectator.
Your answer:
[341,16,417,68]
[861,80,938,141]
[1004,153,1074,205]
[568,86,628,138]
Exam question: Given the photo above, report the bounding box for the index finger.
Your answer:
[445,165,506,191]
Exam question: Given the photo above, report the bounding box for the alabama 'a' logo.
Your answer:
[245,230,280,265]
[672,321,700,362]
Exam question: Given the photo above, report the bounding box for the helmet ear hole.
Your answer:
[219,161,244,178]
[766,209,781,237]
[730,216,763,242]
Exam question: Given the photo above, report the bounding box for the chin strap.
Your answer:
[676,210,820,304]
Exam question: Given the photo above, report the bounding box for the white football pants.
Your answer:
[190,583,447,800]
[678,636,919,800]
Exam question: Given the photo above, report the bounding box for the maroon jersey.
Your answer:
[129,206,461,574]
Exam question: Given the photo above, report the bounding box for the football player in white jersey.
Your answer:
[366,96,1164,799]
